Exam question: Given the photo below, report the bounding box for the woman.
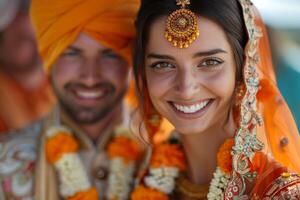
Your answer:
[130,0,300,199]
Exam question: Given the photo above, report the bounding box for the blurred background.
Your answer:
[253,0,300,131]
[0,0,55,133]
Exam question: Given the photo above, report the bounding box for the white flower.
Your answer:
[145,175,176,194]
[54,153,91,197]
[46,126,72,138]
[207,167,231,200]
[149,167,179,178]
[144,167,179,194]
[114,126,132,138]
[107,158,135,200]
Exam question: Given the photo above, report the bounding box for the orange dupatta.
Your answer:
[254,10,300,173]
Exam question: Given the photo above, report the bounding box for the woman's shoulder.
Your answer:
[251,152,300,199]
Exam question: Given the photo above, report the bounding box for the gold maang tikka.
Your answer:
[165,0,199,48]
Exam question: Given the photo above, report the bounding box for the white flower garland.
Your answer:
[143,164,231,199]
[55,154,91,197]
[107,158,135,200]
[46,125,139,200]
[207,167,231,200]
[144,167,179,194]
[46,126,92,198]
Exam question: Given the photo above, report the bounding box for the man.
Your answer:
[0,0,140,199]
[0,0,55,132]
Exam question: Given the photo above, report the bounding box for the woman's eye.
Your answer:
[150,62,175,71]
[199,58,224,68]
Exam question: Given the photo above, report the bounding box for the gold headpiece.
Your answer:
[165,0,199,48]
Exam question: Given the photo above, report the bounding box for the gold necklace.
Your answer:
[176,174,209,199]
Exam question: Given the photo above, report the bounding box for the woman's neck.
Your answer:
[180,112,236,185]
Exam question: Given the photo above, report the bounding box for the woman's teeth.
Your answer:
[173,100,210,114]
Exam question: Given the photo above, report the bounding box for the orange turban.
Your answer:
[30,0,140,71]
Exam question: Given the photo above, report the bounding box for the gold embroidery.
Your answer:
[165,0,199,48]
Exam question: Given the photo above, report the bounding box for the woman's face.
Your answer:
[145,16,237,135]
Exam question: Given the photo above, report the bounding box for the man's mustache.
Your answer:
[64,82,116,92]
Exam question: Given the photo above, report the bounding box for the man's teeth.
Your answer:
[76,91,104,99]
[173,100,210,114]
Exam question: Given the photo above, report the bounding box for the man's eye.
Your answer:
[150,62,175,70]
[199,58,224,68]
[105,52,120,58]
[62,51,79,57]
[101,50,122,60]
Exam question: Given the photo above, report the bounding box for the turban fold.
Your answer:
[30,0,140,71]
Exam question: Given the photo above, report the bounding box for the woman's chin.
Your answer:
[174,124,206,135]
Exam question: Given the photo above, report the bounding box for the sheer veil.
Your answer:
[254,8,300,172]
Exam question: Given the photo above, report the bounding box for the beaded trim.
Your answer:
[230,0,264,197]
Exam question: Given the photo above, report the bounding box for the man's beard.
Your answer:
[54,84,127,124]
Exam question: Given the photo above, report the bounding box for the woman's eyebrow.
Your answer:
[193,49,227,58]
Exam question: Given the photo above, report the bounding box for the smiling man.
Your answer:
[0,0,140,199]
[51,33,130,140]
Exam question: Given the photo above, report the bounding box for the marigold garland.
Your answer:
[67,188,98,200]
[217,139,234,173]
[107,135,142,163]
[150,143,186,170]
[132,136,261,200]
[45,125,141,200]
[46,132,79,164]
[131,186,169,200]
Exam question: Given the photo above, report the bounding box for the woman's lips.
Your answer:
[168,99,215,118]
[172,99,211,114]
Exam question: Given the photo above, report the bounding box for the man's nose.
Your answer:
[79,59,102,86]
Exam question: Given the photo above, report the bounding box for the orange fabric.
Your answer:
[254,10,300,173]
[30,0,140,71]
[250,153,287,197]
[0,71,55,133]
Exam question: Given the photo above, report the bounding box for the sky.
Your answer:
[252,0,300,28]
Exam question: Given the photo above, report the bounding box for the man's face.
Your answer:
[0,4,39,71]
[51,33,129,124]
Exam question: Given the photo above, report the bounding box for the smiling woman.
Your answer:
[144,16,237,135]
[131,0,300,199]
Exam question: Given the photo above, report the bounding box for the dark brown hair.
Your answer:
[133,0,248,121]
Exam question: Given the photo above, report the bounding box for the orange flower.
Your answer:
[67,188,98,200]
[131,185,169,200]
[107,136,142,163]
[150,143,186,171]
[217,139,234,173]
[46,132,79,164]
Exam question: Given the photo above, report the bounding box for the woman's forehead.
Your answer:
[146,16,231,56]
